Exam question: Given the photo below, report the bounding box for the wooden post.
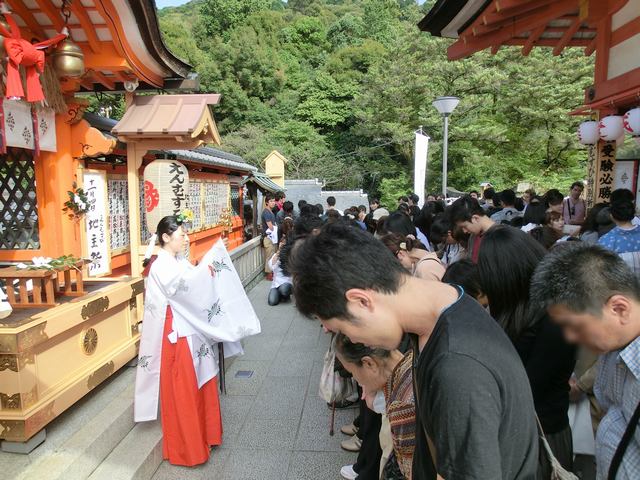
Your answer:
[127,142,144,277]
[251,184,258,238]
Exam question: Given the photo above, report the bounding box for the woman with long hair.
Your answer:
[477,225,576,473]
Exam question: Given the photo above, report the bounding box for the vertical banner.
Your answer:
[414,131,430,208]
[594,141,616,204]
[143,160,190,234]
[585,145,597,210]
[84,170,112,277]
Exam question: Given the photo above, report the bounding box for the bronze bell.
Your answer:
[52,38,85,78]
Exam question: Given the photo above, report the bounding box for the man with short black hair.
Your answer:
[276,200,294,227]
[273,191,286,214]
[481,187,501,216]
[365,198,380,233]
[397,195,409,206]
[290,223,539,480]
[563,182,586,225]
[408,193,420,207]
[326,195,343,216]
[469,190,479,200]
[449,196,496,262]
[531,243,640,479]
[491,189,523,224]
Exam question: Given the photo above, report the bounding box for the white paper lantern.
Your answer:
[577,121,599,145]
[599,115,625,142]
[623,107,640,136]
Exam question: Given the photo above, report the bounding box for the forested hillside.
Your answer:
[156,0,594,196]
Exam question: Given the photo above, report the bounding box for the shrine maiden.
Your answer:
[134,215,261,466]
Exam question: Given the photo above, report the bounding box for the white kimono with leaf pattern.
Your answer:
[134,239,261,422]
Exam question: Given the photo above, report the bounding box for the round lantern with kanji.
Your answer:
[599,115,625,142]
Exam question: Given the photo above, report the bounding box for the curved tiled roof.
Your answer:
[156,149,257,174]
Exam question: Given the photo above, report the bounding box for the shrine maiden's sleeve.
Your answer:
[134,250,193,422]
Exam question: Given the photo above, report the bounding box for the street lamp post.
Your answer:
[432,96,460,200]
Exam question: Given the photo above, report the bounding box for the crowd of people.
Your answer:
[260,184,640,480]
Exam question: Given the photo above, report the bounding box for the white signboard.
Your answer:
[84,170,111,276]
[2,100,57,151]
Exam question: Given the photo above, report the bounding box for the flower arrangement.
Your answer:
[176,209,194,225]
[62,182,93,220]
[16,254,85,271]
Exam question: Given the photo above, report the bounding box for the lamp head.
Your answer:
[433,96,460,116]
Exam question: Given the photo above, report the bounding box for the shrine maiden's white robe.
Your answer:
[134,239,261,422]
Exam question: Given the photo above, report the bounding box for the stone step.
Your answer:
[88,421,163,480]
[15,373,137,480]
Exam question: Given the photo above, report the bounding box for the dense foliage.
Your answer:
[154,0,594,196]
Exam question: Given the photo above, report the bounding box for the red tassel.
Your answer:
[4,57,24,99]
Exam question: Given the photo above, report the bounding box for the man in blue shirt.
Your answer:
[598,189,640,279]
[532,243,640,479]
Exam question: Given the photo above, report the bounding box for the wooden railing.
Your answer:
[230,237,264,288]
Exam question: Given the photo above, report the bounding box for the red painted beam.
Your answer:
[553,16,582,55]
[484,0,556,26]
[522,25,546,55]
[449,0,580,59]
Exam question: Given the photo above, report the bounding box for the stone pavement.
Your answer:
[152,280,359,480]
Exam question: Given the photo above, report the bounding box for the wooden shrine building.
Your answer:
[0,0,257,448]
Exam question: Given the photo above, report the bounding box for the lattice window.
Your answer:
[230,185,241,216]
[0,149,40,249]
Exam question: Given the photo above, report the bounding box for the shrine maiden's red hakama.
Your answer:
[160,306,222,466]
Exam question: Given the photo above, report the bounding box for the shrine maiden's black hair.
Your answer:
[142,215,182,268]
[156,215,182,246]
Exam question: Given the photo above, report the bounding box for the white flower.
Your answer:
[16,263,28,269]
[32,256,53,267]
[78,201,86,211]
[74,194,81,204]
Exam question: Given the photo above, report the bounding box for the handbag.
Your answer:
[318,334,358,404]
[535,415,578,480]
[608,398,640,479]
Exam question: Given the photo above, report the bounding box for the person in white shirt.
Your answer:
[268,219,294,306]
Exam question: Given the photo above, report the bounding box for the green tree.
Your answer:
[199,0,271,38]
